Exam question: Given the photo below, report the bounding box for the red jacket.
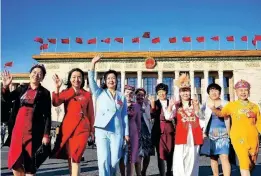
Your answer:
[174,106,203,145]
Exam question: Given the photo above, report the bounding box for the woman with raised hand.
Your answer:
[51,68,94,176]
[1,64,51,176]
[120,85,141,176]
[209,80,261,176]
[88,54,129,176]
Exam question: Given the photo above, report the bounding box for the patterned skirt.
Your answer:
[139,123,155,157]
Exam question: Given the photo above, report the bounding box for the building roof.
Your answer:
[32,50,261,60]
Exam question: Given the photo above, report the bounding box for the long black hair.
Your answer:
[65,68,85,89]
[101,70,118,90]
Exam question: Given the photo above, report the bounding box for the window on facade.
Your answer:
[194,77,201,88]
[163,77,173,98]
[143,77,157,97]
[127,78,137,88]
[208,76,215,84]
[196,94,202,104]
[224,94,230,101]
[117,77,121,92]
[223,77,229,88]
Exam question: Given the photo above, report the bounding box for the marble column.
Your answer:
[203,70,209,103]
[190,70,195,96]
[174,70,180,100]
[137,70,142,88]
[218,70,224,99]
[121,71,126,93]
[157,71,163,84]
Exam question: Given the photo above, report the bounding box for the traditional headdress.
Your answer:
[124,85,135,92]
[234,79,251,89]
[155,83,168,94]
[175,73,191,89]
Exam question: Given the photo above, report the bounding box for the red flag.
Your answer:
[152,37,160,44]
[88,38,97,44]
[34,37,43,44]
[76,37,83,44]
[169,37,177,43]
[241,36,248,42]
[142,32,150,38]
[182,36,191,42]
[4,61,13,68]
[48,38,56,44]
[40,44,48,50]
[196,36,205,43]
[211,36,219,41]
[254,35,261,41]
[252,39,257,46]
[61,38,70,44]
[101,38,111,44]
[132,37,140,43]
[226,36,234,42]
[115,37,123,43]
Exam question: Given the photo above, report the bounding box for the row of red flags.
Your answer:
[35,34,261,50]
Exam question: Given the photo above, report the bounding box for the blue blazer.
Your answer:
[88,71,129,136]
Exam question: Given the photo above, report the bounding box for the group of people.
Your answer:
[1,54,261,176]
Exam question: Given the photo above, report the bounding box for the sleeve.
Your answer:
[44,91,52,136]
[1,86,21,103]
[255,105,261,134]
[136,104,141,134]
[88,71,102,98]
[164,105,177,120]
[122,97,129,136]
[87,94,95,133]
[52,89,75,107]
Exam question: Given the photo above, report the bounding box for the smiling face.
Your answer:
[70,71,82,89]
[124,89,134,102]
[179,88,191,101]
[209,88,221,100]
[105,73,117,90]
[236,88,249,101]
[29,67,44,85]
[157,90,167,100]
[136,91,145,104]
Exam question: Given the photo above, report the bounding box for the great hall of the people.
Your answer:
[5,50,261,122]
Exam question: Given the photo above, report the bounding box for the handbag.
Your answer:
[33,144,51,169]
[199,137,211,156]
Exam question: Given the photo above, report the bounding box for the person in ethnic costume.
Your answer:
[120,85,141,176]
[1,65,51,176]
[135,88,154,176]
[88,54,129,176]
[51,68,94,176]
[165,73,203,176]
[201,83,231,176]
[150,83,175,176]
[209,80,261,176]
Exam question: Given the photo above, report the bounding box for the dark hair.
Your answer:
[30,64,46,78]
[156,83,168,94]
[101,70,118,90]
[135,88,146,96]
[65,68,85,89]
[207,83,221,94]
[178,97,192,108]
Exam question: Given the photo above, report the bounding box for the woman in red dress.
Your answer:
[51,68,94,176]
[1,65,51,176]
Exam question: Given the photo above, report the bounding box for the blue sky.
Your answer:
[1,0,261,73]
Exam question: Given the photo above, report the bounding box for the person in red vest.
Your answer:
[51,68,94,176]
[165,73,203,176]
[1,65,51,176]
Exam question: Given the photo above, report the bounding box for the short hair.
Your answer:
[155,83,168,94]
[65,68,85,89]
[207,83,221,94]
[135,88,146,95]
[101,70,118,90]
[30,64,46,78]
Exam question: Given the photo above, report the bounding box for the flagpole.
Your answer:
[68,37,71,52]
[95,37,98,52]
[219,39,220,50]
[123,37,124,51]
[204,40,206,50]
[109,42,111,52]
[247,39,248,50]
[55,38,57,52]
[234,37,236,50]
[191,40,193,51]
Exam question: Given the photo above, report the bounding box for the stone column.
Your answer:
[190,70,195,96]
[157,71,163,84]
[203,70,209,103]
[218,70,224,99]
[121,71,126,93]
[174,70,180,100]
[137,71,142,88]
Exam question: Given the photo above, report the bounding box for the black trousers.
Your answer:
[155,145,173,176]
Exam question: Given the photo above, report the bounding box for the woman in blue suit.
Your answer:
[88,54,129,176]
